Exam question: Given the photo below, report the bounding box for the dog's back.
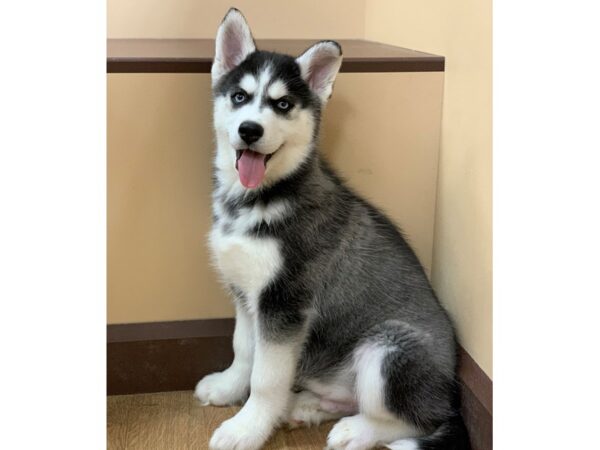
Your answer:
[295,161,457,382]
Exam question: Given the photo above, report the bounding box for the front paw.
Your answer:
[195,370,249,406]
[209,415,270,450]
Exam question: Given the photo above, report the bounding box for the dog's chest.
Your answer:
[209,200,287,302]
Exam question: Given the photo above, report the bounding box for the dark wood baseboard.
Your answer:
[108,318,491,450]
[107,319,234,395]
[457,347,493,450]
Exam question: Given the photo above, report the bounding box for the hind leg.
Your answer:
[326,342,423,450]
[286,390,348,428]
[327,415,419,450]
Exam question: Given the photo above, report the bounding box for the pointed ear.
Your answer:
[296,41,343,103]
[212,8,256,86]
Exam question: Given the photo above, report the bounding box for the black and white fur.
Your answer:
[195,9,471,450]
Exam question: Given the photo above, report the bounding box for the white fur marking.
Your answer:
[267,79,288,99]
[210,339,301,450]
[287,391,346,427]
[208,228,282,313]
[327,415,421,450]
[195,306,254,406]
[386,439,420,450]
[325,343,424,448]
[354,343,393,420]
[239,73,258,94]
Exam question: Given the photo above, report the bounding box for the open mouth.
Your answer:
[235,149,274,189]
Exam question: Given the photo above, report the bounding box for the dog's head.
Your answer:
[211,8,342,190]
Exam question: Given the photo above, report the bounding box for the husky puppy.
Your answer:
[195,8,471,450]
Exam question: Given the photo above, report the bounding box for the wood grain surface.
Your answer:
[107,39,444,73]
[108,391,336,450]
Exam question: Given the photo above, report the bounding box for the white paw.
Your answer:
[386,439,419,450]
[327,415,375,450]
[287,392,342,428]
[195,370,249,406]
[209,415,269,450]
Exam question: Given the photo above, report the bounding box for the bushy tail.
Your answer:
[387,414,471,450]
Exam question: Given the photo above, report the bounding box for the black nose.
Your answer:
[238,121,264,145]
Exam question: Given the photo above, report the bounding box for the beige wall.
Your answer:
[365,0,493,377]
[108,72,443,323]
[108,75,234,323]
[108,0,365,39]
[108,0,492,378]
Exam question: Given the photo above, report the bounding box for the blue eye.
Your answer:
[276,99,291,111]
[232,92,247,104]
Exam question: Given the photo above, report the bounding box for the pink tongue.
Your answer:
[237,149,267,188]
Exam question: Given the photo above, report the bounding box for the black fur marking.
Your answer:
[212,38,469,449]
[215,51,319,113]
[222,195,241,218]
[221,221,232,234]
[262,96,296,118]
[377,322,456,430]
[417,413,472,450]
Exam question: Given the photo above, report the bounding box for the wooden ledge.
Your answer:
[107,39,444,74]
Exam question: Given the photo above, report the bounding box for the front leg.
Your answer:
[209,323,304,450]
[195,305,254,406]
